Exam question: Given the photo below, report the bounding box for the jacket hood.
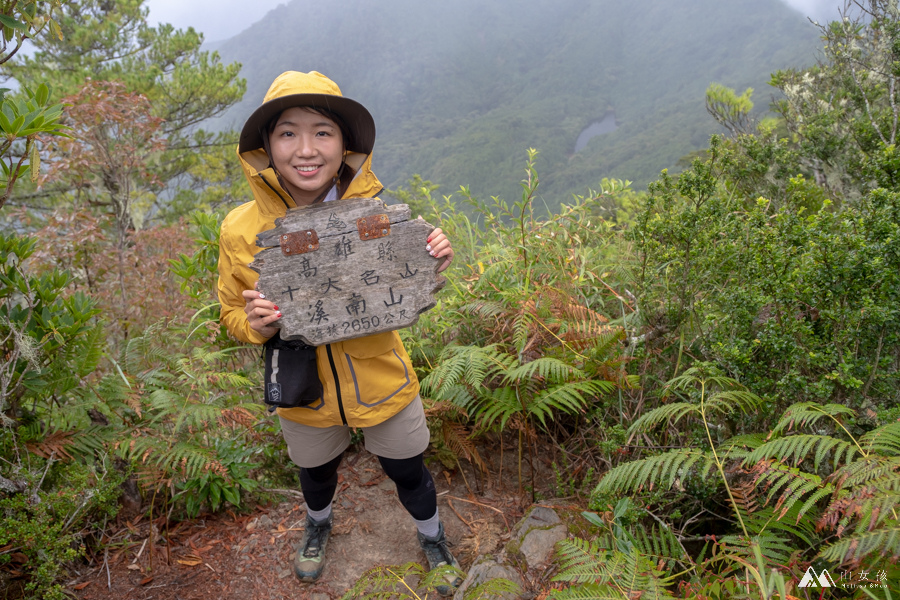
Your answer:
[237,146,383,218]
[238,70,382,215]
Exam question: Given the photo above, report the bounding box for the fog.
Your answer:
[144,0,844,43]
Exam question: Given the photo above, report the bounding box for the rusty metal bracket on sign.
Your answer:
[280,230,319,255]
[357,214,390,241]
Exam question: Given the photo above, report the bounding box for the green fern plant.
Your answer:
[401,154,634,493]
[108,212,263,518]
[578,365,900,598]
[551,538,677,600]
[340,561,519,600]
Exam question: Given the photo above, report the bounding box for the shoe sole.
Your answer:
[293,563,324,582]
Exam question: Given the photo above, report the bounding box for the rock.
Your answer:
[452,559,524,600]
[377,478,394,491]
[309,594,331,600]
[513,506,560,538]
[512,506,567,570]
[257,514,275,529]
[277,567,291,579]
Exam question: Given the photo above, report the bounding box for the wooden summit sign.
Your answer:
[250,198,446,346]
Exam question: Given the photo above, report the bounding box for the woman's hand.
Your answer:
[243,287,281,339]
[427,227,454,273]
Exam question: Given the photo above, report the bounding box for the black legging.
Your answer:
[299,452,437,520]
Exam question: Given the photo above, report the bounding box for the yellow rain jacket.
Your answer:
[217,142,420,429]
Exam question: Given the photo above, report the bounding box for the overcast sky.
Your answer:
[144,0,844,43]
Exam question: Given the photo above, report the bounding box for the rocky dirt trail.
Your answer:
[68,447,532,600]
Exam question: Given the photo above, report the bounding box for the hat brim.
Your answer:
[239,93,376,155]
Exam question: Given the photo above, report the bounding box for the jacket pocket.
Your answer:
[342,331,397,359]
[342,332,411,407]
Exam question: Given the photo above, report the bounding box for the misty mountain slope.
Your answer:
[212,0,819,207]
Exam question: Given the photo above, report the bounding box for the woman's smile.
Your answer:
[269,107,344,205]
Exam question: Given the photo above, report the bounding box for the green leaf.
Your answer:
[35,84,50,107]
[0,14,27,31]
[0,109,12,134]
[222,486,240,507]
[10,115,24,135]
[209,482,222,508]
[582,511,605,527]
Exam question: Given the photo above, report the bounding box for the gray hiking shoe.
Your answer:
[293,513,332,582]
[417,522,463,596]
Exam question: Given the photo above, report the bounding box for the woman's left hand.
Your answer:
[426,227,454,273]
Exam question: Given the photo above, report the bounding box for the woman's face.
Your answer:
[268,107,344,205]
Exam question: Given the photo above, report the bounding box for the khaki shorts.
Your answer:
[279,395,430,468]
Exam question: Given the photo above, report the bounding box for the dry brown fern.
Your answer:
[25,430,75,461]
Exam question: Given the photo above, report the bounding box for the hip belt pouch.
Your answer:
[263,335,323,409]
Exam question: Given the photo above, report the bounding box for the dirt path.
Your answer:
[70,449,524,600]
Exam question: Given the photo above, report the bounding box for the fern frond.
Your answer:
[745,434,859,470]
[594,449,714,495]
[632,524,690,571]
[70,323,104,377]
[772,402,856,436]
[474,386,521,431]
[719,434,767,462]
[753,461,824,518]
[512,310,534,355]
[527,380,612,426]
[628,402,700,434]
[67,425,117,459]
[551,538,614,582]
[744,504,819,549]
[431,383,478,410]
[552,540,675,600]
[861,422,900,457]
[32,324,105,399]
[821,481,900,536]
[25,430,75,461]
[338,561,426,600]
[420,344,512,395]
[209,371,255,390]
[460,576,522,599]
[505,357,584,385]
[836,456,900,488]
[717,533,794,567]
[441,421,488,474]
[703,390,763,417]
[547,583,625,600]
[819,526,900,564]
[584,327,627,359]
[797,484,837,524]
[664,366,743,394]
[127,437,213,481]
[558,302,616,352]
[850,490,900,534]
[458,300,505,320]
[560,300,609,328]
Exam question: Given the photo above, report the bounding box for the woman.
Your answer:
[217,71,460,593]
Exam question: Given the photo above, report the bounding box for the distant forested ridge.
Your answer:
[213,0,819,207]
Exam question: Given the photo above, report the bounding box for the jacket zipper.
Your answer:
[259,171,293,209]
[325,344,348,425]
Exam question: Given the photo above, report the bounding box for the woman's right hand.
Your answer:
[242,288,281,339]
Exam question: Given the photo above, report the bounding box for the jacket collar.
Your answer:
[239,146,383,218]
